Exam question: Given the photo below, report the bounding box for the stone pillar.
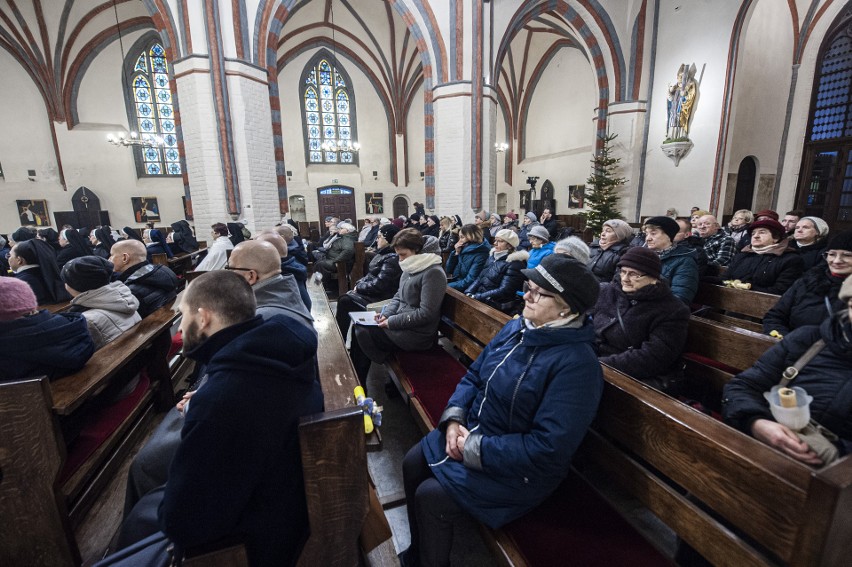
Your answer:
[433,83,473,219]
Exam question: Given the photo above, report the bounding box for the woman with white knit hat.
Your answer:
[791,215,830,270]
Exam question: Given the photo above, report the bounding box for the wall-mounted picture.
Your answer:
[365,192,384,214]
[132,196,160,223]
[17,199,50,226]
[182,196,193,221]
[568,185,585,209]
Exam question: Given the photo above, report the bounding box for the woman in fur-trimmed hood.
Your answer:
[464,229,528,312]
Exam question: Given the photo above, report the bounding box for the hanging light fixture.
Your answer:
[323,0,360,154]
[495,142,509,153]
[106,0,165,149]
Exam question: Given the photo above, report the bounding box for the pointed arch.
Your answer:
[300,48,359,165]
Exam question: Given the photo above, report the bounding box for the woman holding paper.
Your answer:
[349,228,447,384]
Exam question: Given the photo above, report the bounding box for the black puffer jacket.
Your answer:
[465,249,528,304]
[587,241,630,283]
[588,280,690,382]
[438,230,457,253]
[723,312,852,441]
[724,245,804,295]
[353,246,402,300]
[762,267,847,336]
[115,261,179,318]
[789,239,828,271]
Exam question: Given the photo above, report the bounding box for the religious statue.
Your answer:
[666,63,697,140]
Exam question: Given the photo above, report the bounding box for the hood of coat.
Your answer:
[460,240,491,256]
[188,315,318,381]
[658,242,696,260]
[506,249,529,263]
[0,310,94,366]
[400,252,442,274]
[71,281,140,314]
[253,274,313,322]
[120,262,179,292]
[516,315,597,348]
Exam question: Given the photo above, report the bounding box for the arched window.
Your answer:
[797,13,852,230]
[301,51,358,165]
[124,38,181,176]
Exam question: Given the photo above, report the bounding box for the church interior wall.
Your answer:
[0,37,184,232]
[723,0,793,215]
[638,1,742,217]
[519,47,597,216]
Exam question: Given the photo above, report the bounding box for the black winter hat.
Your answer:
[618,247,662,280]
[522,254,600,314]
[61,255,114,292]
[643,216,680,242]
[827,230,852,252]
[378,224,401,242]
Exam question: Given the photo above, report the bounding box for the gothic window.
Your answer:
[125,40,181,176]
[301,51,358,165]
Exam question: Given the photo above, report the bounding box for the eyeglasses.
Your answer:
[224,264,256,274]
[619,269,647,281]
[523,281,557,303]
[823,251,852,262]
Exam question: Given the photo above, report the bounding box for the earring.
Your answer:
[560,311,568,317]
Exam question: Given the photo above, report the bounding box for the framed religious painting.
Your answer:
[131,196,161,223]
[17,199,50,227]
[365,193,384,214]
[568,185,585,209]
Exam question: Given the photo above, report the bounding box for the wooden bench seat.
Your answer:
[692,282,781,333]
[0,305,177,565]
[389,289,851,567]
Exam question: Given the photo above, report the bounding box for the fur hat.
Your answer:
[554,237,590,264]
[827,230,852,252]
[643,216,680,242]
[840,275,852,302]
[521,255,600,314]
[755,209,779,221]
[0,277,38,320]
[61,256,114,293]
[750,218,786,241]
[378,224,401,242]
[495,229,520,249]
[618,247,662,280]
[528,225,550,242]
[801,216,829,239]
[603,219,634,243]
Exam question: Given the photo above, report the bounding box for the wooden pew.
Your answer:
[692,282,781,333]
[295,281,374,566]
[388,290,851,567]
[0,305,177,565]
[348,241,366,290]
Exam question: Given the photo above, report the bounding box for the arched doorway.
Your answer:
[317,186,356,224]
[393,195,409,218]
[497,192,508,215]
[289,195,307,222]
[733,157,757,212]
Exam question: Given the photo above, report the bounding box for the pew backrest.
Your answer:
[439,287,510,361]
[693,282,780,321]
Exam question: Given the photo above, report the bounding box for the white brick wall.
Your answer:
[433,95,474,221]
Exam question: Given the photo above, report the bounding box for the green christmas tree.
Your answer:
[580,132,627,235]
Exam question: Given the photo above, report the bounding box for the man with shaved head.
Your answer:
[109,239,179,317]
[695,214,736,268]
[227,239,313,328]
[256,230,311,310]
[276,223,310,266]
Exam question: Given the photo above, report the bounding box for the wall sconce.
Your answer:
[373,170,378,181]
[495,142,509,153]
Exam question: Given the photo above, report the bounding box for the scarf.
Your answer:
[747,239,789,256]
[400,252,442,274]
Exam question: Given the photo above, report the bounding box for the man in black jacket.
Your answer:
[107,271,323,567]
[109,240,179,317]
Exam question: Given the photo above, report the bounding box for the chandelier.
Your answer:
[107,131,166,148]
[321,139,361,153]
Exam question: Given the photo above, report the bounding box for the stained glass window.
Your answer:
[301,53,357,165]
[127,42,181,176]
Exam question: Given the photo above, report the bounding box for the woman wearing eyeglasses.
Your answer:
[763,231,852,337]
[587,247,690,391]
[399,255,603,567]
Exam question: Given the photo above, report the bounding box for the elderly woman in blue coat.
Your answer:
[445,223,490,291]
[399,255,603,567]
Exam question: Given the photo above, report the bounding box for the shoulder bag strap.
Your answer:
[779,339,826,388]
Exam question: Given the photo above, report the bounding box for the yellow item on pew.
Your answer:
[769,330,783,339]
[354,386,383,434]
[723,279,752,290]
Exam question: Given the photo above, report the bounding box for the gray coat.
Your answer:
[375,254,447,355]
[69,281,141,350]
[253,274,314,330]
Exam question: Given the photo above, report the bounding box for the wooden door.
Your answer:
[317,185,357,224]
[392,196,408,218]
